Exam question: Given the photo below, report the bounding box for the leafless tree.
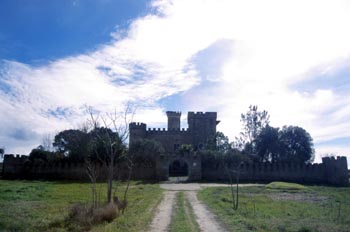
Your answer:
[86,158,100,208]
[42,133,53,151]
[86,104,135,203]
[224,161,244,210]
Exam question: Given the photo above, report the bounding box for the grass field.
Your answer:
[198,182,350,232]
[2,180,350,232]
[0,180,163,232]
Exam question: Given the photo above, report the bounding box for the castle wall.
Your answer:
[155,151,201,181]
[3,154,348,186]
[201,156,348,186]
[2,154,156,181]
[146,129,191,153]
[3,111,349,186]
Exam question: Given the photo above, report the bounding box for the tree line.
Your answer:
[235,105,314,164]
[203,105,314,167]
[27,105,314,169]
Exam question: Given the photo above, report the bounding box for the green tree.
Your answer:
[216,132,231,154]
[255,125,280,162]
[278,126,315,163]
[129,139,165,167]
[53,129,90,161]
[235,105,270,155]
[205,131,231,154]
[0,147,4,159]
[28,145,63,163]
[178,144,193,155]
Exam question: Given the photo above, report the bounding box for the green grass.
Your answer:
[169,191,199,232]
[266,181,307,191]
[0,180,163,232]
[198,183,350,232]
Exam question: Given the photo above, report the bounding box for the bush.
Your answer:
[266,182,307,191]
[67,203,119,230]
[92,203,119,223]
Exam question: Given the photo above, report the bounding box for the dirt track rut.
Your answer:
[148,183,229,232]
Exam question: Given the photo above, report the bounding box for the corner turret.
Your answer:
[129,122,147,143]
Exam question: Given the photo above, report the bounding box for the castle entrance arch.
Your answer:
[156,152,201,182]
[168,159,189,181]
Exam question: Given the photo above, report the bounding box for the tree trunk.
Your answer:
[107,163,114,203]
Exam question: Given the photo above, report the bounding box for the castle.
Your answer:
[129,111,219,181]
[2,111,349,186]
[130,111,219,153]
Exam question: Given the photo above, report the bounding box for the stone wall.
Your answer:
[2,154,348,186]
[2,154,156,181]
[155,151,202,181]
[202,156,349,186]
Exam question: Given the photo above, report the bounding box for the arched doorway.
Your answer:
[168,160,189,182]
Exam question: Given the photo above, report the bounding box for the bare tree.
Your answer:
[42,133,53,152]
[86,157,100,208]
[224,161,244,210]
[86,104,135,203]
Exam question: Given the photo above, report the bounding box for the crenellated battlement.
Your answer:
[166,111,181,116]
[188,111,217,117]
[201,155,349,186]
[322,156,347,163]
[129,122,147,129]
[3,154,28,164]
[146,128,188,132]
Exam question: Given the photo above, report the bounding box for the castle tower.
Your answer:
[129,122,146,144]
[166,111,181,130]
[187,112,220,147]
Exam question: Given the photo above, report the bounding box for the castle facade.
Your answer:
[129,111,220,180]
[129,111,219,154]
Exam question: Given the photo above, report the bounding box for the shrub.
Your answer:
[67,202,119,229]
[92,203,119,223]
[266,182,306,191]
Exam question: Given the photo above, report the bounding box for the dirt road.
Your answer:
[185,191,227,232]
[148,191,177,232]
[148,183,240,232]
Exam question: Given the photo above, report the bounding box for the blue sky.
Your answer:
[1,0,350,166]
[0,0,150,64]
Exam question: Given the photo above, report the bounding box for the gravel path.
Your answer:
[160,182,263,191]
[148,183,242,231]
[186,191,227,232]
[148,191,177,232]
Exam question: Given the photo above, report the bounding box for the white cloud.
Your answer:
[1,0,350,163]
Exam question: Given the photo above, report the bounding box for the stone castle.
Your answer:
[130,111,219,153]
[129,111,219,181]
[2,111,349,186]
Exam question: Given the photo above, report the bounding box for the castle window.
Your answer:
[174,144,180,151]
[198,144,204,150]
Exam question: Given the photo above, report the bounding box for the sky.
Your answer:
[1,0,350,166]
